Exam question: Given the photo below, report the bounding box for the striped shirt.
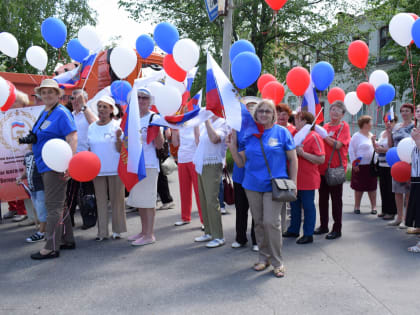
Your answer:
[412,147,420,177]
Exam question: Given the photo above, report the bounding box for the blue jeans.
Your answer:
[288,190,316,236]
[219,179,225,209]
[31,190,47,223]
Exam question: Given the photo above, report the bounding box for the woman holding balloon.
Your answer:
[30,79,77,260]
[387,104,414,228]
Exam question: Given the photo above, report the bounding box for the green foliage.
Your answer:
[0,0,96,74]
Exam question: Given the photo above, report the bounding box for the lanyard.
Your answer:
[32,103,59,133]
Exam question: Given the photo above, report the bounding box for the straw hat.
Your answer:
[34,79,64,97]
[97,95,119,116]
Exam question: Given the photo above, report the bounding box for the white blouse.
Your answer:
[349,132,374,165]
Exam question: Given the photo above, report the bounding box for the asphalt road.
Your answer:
[1,172,420,315]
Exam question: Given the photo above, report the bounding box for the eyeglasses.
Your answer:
[330,107,343,113]
[257,109,273,114]
[138,96,150,100]
[69,96,74,100]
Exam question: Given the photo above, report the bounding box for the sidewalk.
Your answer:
[1,175,419,315]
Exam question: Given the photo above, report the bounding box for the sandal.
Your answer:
[408,243,420,253]
[371,209,377,215]
[253,262,269,271]
[377,213,384,217]
[273,266,285,278]
[354,209,361,214]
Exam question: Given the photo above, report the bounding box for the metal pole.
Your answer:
[221,0,233,76]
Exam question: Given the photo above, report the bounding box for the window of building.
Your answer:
[379,26,392,62]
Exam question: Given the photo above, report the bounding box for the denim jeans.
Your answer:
[288,190,316,236]
[31,190,47,223]
[218,179,225,209]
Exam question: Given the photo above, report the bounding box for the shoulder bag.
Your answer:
[325,141,346,186]
[259,138,297,202]
[369,151,380,177]
[223,167,235,205]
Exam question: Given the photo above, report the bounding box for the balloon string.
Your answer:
[362,68,368,81]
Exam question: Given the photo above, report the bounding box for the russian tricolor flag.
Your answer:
[54,53,97,89]
[182,67,198,105]
[11,122,25,128]
[302,83,324,124]
[165,90,202,125]
[385,106,394,123]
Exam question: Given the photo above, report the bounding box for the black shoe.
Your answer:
[354,209,361,214]
[314,227,329,235]
[81,225,95,230]
[296,235,313,244]
[325,231,341,240]
[30,251,59,260]
[282,231,300,238]
[60,242,76,250]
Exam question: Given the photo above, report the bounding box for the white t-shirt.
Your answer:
[88,119,123,176]
[349,132,374,165]
[73,111,90,152]
[178,127,197,163]
[140,112,159,169]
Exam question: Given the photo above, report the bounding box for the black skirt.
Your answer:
[350,164,378,192]
[405,179,420,228]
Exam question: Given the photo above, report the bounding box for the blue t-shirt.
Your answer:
[32,104,77,173]
[240,124,295,192]
[232,127,247,184]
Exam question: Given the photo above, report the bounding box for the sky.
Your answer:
[89,0,154,48]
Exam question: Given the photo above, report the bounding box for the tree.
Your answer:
[119,0,360,95]
[0,0,96,74]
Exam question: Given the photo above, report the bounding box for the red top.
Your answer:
[286,123,297,136]
[297,131,325,190]
[318,121,350,175]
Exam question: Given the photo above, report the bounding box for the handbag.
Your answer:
[161,156,178,176]
[259,138,297,202]
[325,141,346,186]
[223,167,235,205]
[369,151,380,177]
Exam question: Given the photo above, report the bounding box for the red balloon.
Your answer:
[163,54,187,82]
[68,151,101,182]
[348,40,369,69]
[327,87,345,104]
[264,0,288,11]
[391,161,411,183]
[356,82,375,105]
[262,81,284,104]
[286,67,310,96]
[257,73,276,92]
[1,81,16,112]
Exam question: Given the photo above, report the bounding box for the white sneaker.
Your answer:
[206,238,225,248]
[220,207,227,215]
[252,245,259,252]
[194,234,212,242]
[399,222,408,229]
[174,221,190,226]
[231,241,245,248]
[157,202,175,210]
[112,233,122,239]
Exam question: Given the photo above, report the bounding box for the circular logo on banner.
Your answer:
[0,109,37,151]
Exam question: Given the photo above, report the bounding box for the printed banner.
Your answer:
[0,106,44,201]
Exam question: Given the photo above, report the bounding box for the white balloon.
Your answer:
[110,46,137,79]
[0,76,10,108]
[344,91,362,115]
[154,85,182,116]
[78,25,102,52]
[26,46,48,71]
[397,137,416,163]
[369,70,389,89]
[165,72,186,94]
[41,139,73,172]
[173,38,200,71]
[147,81,164,102]
[0,32,19,58]
[389,13,415,47]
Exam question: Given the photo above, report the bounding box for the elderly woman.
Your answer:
[387,103,414,228]
[192,115,229,248]
[127,88,164,246]
[372,114,398,220]
[315,100,350,240]
[283,111,325,244]
[275,103,297,136]
[349,115,377,214]
[227,99,297,278]
[88,95,126,241]
[30,79,77,260]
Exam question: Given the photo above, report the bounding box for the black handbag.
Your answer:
[259,138,297,202]
[369,152,380,177]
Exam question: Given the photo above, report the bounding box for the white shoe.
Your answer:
[252,245,259,252]
[206,238,225,248]
[112,233,122,239]
[174,221,190,226]
[231,241,245,248]
[399,222,407,229]
[194,234,212,242]
[387,219,402,226]
[157,202,175,210]
[220,207,227,215]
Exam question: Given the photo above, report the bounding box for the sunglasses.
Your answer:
[257,109,273,114]
[138,96,150,100]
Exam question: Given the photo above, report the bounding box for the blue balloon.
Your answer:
[41,17,67,48]
[386,147,400,167]
[136,34,155,59]
[231,52,261,89]
[229,40,256,63]
[412,19,420,49]
[153,22,179,54]
[67,39,89,63]
[111,80,132,105]
[375,83,395,106]
[311,61,335,91]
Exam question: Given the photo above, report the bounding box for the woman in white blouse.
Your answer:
[349,115,377,214]
[88,95,126,241]
[192,116,229,248]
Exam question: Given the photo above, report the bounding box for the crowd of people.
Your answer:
[2,78,420,278]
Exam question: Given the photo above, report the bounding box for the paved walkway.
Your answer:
[1,172,419,315]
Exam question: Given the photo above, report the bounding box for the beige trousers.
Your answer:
[245,189,284,268]
[93,175,126,238]
[197,164,224,239]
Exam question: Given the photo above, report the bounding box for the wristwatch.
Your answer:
[81,105,87,112]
